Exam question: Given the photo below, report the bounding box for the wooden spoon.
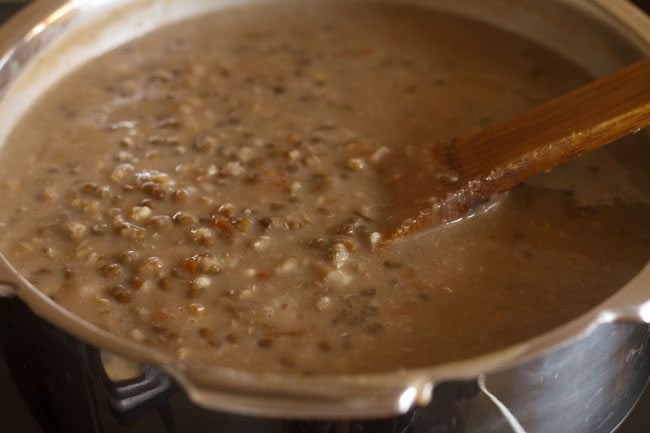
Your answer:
[380,57,650,243]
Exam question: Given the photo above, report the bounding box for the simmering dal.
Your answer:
[0,1,648,374]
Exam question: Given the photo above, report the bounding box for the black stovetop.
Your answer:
[0,1,648,432]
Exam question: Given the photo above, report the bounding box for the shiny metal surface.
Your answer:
[0,0,648,428]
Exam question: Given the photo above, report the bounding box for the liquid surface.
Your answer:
[0,1,649,375]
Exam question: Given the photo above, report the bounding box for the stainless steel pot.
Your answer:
[0,1,649,432]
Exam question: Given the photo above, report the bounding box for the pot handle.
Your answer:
[87,348,175,419]
[601,263,650,324]
[0,253,21,298]
[0,279,17,297]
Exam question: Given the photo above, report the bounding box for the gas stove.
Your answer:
[0,1,648,432]
[1,345,648,433]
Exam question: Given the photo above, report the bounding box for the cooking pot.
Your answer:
[0,1,649,432]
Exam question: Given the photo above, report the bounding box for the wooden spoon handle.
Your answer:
[452,57,650,183]
[382,58,650,242]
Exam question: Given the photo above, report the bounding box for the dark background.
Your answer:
[0,1,648,432]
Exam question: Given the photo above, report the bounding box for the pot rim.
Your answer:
[0,0,649,419]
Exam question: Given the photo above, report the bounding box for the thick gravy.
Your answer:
[0,1,648,375]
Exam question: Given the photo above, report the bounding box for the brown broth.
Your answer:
[0,1,648,375]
